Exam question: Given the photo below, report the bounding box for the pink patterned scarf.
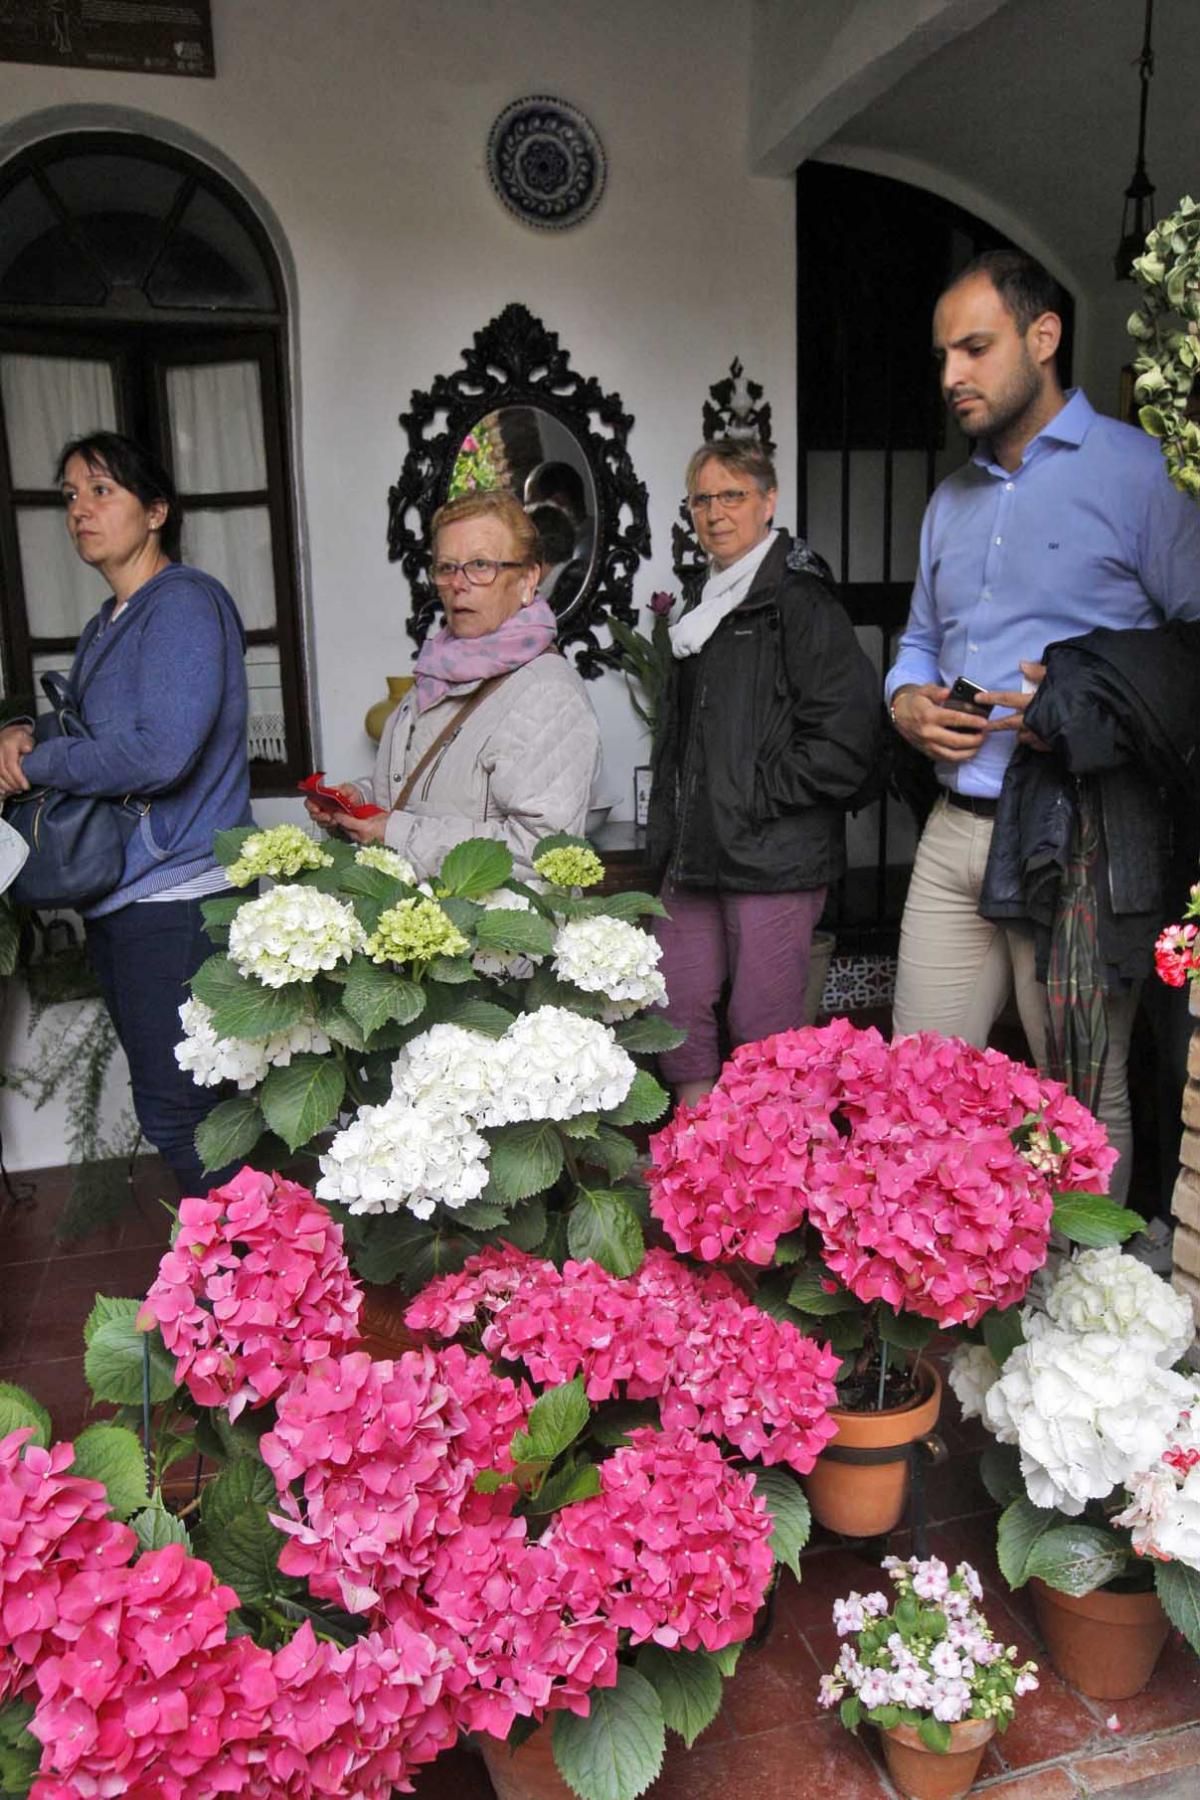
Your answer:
[413,596,558,712]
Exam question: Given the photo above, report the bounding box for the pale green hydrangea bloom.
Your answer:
[354,845,418,884]
[366,897,470,966]
[533,844,605,889]
[227,823,333,887]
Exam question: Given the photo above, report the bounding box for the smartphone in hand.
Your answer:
[945,675,994,722]
[298,771,385,818]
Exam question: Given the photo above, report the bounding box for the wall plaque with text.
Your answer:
[0,1,214,79]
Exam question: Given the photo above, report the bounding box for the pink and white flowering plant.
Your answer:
[818,1555,1038,1753]
[647,1020,1136,1411]
[0,1169,823,1800]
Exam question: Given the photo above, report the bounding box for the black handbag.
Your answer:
[5,670,145,911]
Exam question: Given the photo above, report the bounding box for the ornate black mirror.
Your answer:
[387,303,649,677]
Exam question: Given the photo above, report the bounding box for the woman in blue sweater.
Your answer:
[0,432,252,1194]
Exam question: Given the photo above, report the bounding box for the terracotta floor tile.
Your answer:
[410,1743,495,1799]
[27,1244,167,1356]
[923,1451,992,1524]
[975,1766,1080,1797]
[1099,1636,1200,1737]
[723,1626,826,1737]
[1071,1724,1200,1790]
[0,1260,46,1368]
[6,1355,101,1442]
[653,1714,890,1800]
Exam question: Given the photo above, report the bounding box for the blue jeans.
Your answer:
[86,898,224,1197]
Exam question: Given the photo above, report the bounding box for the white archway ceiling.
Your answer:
[754,0,1200,299]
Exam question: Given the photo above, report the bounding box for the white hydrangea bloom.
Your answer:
[947,1344,1002,1424]
[228,884,367,987]
[983,1324,1193,1515]
[551,915,667,1020]
[390,1023,508,1125]
[488,1005,635,1122]
[174,998,332,1089]
[1042,1247,1194,1368]
[315,1091,490,1219]
[473,887,541,980]
[1112,1383,1200,1567]
[354,845,418,884]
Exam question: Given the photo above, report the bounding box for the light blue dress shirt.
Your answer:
[885,389,1200,797]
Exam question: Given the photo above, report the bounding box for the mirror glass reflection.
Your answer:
[447,405,598,621]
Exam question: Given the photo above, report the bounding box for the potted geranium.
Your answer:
[818,1554,1038,1800]
[646,1019,1141,1536]
[173,825,677,1292]
[0,1166,834,1800]
[950,1245,1200,1698]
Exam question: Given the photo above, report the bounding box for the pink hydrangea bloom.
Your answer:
[139,1167,362,1420]
[549,1428,774,1653]
[0,1430,136,1703]
[647,1022,1111,1327]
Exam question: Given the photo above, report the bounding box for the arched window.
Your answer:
[0,131,309,791]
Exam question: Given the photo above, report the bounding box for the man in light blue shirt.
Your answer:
[886,248,1200,1200]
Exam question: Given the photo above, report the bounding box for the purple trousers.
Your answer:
[654,881,828,1085]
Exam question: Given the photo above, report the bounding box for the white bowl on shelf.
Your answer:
[586,801,615,835]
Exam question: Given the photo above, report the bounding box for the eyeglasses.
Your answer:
[686,488,752,514]
[431,557,526,587]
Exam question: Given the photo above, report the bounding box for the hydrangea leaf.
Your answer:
[0,1697,39,1796]
[567,1188,645,1277]
[0,1383,51,1450]
[437,997,515,1038]
[613,1015,687,1053]
[260,1054,346,1153]
[525,963,611,1018]
[439,896,485,935]
[982,1305,1026,1367]
[198,1454,278,1525]
[310,996,369,1052]
[489,1120,565,1202]
[1156,1559,1200,1656]
[515,1377,589,1463]
[428,954,477,984]
[604,1069,669,1127]
[199,893,243,947]
[525,1459,602,1515]
[979,1442,1024,1509]
[552,1664,665,1800]
[576,1125,641,1181]
[635,1645,723,1749]
[474,907,557,958]
[192,953,309,1041]
[504,1194,549,1251]
[751,1468,812,1579]
[590,1400,661,1447]
[709,1643,743,1678]
[212,825,256,868]
[1051,1192,1143,1247]
[340,862,409,902]
[84,1309,177,1407]
[197,1503,287,1607]
[786,1265,856,1316]
[583,890,669,922]
[878,1309,938,1352]
[1022,1523,1130,1597]
[438,838,514,899]
[532,831,592,859]
[452,1195,512,1231]
[132,1499,192,1552]
[343,959,426,1034]
[195,1092,265,1173]
[996,1495,1061,1588]
[560,1112,600,1139]
[68,1423,149,1519]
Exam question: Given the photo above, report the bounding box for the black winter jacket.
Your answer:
[979,622,1200,982]
[646,532,883,892]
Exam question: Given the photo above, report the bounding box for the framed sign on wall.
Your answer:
[0,1,214,78]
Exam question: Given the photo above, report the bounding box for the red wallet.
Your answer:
[298,771,386,819]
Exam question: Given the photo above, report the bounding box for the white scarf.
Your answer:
[668,530,779,659]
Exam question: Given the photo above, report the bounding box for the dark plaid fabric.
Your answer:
[1044,781,1108,1113]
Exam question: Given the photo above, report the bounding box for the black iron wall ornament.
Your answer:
[387,303,650,677]
[671,357,776,593]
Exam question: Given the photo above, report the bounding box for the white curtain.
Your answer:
[0,354,116,488]
[166,362,266,493]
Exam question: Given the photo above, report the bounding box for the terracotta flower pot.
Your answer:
[1030,1577,1170,1699]
[879,1717,995,1800]
[804,1364,943,1537]
[357,1281,423,1360]
[479,1726,574,1800]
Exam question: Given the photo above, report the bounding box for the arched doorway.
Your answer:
[0,130,308,791]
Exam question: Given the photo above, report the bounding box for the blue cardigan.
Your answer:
[22,563,253,917]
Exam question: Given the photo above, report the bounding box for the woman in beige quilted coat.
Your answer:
[306,490,599,880]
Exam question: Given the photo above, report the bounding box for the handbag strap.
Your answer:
[392,671,514,813]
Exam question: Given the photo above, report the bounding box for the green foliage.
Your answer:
[193,1457,289,1608]
[918,1716,952,1753]
[1128,197,1200,497]
[552,1665,666,1800]
[69,1424,150,1520]
[567,1188,645,1276]
[342,960,426,1034]
[513,1378,590,1465]
[995,1495,1058,1588]
[83,1298,177,1407]
[196,1092,266,1172]
[979,1442,1024,1509]
[613,1014,686,1053]
[1051,1191,1143,1247]
[132,1496,193,1551]
[260,1054,346,1152]
[605,1070,670,1126]
[0,1697,39,1797]
[0,1383,51,1449]
[438,838,514,898]
[982,1305,1026,1367]
[1156,1558,1200,1656]
[489,1121,565,1202]
[192,953,309,1041]
[786,1265,855,1316]
[0,896,21,977]
[635,1645,723,1749]
[752,1467,812,1580]
[1022,1523,1131,1597]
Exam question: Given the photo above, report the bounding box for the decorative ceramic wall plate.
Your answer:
[486,96,606,230]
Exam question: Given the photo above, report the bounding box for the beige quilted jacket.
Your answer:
[360,653,600,881]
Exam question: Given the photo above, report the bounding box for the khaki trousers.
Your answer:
[893,797,1138,1204]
